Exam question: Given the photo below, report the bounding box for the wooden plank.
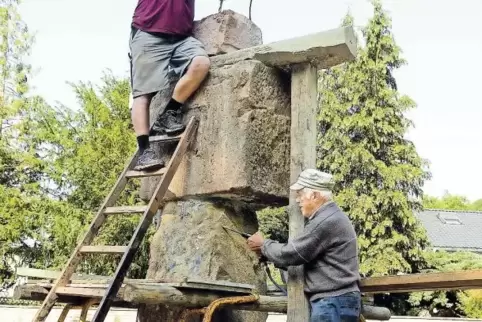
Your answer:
[14,284,131,307]
[92,117,199,322]
[181,279,255,293]
[176,283,253,294]
[29,280,254,294]
[33,149,140,322]
[17,267,102,280]
[38,283,112,289]
[55,286,120,299]
[287,63,318,321]
[211,26,357,69]
[103,205,147,214]
[80,299,98,322]
[360,269,482,294]
[125,168,166,179]
[79,246,128,254]
[16,267,168,284]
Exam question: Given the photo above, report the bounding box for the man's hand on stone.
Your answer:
[247,231,264,252]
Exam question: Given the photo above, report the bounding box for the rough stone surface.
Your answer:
[136,10,285,322]
[137,200,268,322]
[209,26,357,69]
[193,10,263,56]
[141,60,291,208]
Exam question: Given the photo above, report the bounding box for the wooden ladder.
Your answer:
[32,117,198,322]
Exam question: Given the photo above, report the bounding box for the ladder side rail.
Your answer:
[33,153,139,321]
[91,117,198,321]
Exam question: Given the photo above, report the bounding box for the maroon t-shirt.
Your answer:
[132,0,195,36]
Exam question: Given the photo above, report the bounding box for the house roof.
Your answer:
[415,209,482,251]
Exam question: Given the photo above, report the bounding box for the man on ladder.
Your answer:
[129,0,210,171]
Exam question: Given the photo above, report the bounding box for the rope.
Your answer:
[202,294,259,322]
[178,294,259,322]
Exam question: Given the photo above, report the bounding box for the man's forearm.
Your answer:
[261,239,307,268]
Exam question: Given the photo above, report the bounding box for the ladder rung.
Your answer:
[125,167,166,179]
[104,206,147,214]
[150,133,183,143]
[80,246,128,254]
[30,117,199,322]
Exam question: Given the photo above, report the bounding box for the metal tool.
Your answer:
[222,226,252,238]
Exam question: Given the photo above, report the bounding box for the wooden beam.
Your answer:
[19,268,482,295]
[14,283,391,320]
[265,270,482,294]
[57,304,72,322]
[211,26,357,69]
[360,269,482,294]
[125,283,247,308]
[287,63,318,321]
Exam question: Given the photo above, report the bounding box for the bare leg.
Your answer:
[172,56,210,103]
[131,94,152,136]
[151,56,210,136]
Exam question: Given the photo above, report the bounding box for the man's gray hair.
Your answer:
[303,187,333,200]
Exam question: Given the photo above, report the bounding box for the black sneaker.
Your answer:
[150,110,185,136]
[134,147,164,171]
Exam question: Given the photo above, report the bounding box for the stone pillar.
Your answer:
[136,9,358,321]
[137,10,291,322]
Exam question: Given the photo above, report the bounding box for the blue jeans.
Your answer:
[310,291,361,322]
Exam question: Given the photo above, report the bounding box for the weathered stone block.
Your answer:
[138,200,268,322]
[193,9,263,56]
[142,60,291,208]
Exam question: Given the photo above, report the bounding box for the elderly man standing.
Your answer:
[247,169,361,322]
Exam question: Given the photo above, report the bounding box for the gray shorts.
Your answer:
[129,27,208,98]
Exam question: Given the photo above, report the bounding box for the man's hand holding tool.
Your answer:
[222,226,266,261]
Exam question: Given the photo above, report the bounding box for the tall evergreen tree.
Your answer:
[1,73,152,288]
[317,0,431,276]
[0,0,34,188]
[18,72,151,278]
[0,1,150,282]
[0,0,50,290]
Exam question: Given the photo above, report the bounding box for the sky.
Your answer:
[18,0,482,201]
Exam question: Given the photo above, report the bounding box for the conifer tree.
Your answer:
[0,0,33,187]
[317,0,431,276]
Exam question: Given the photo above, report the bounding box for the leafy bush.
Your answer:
[406,251,482,317]
[257,206,289,243]
[458,290,482,318]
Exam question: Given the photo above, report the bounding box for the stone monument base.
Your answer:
[137,200,268,322]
